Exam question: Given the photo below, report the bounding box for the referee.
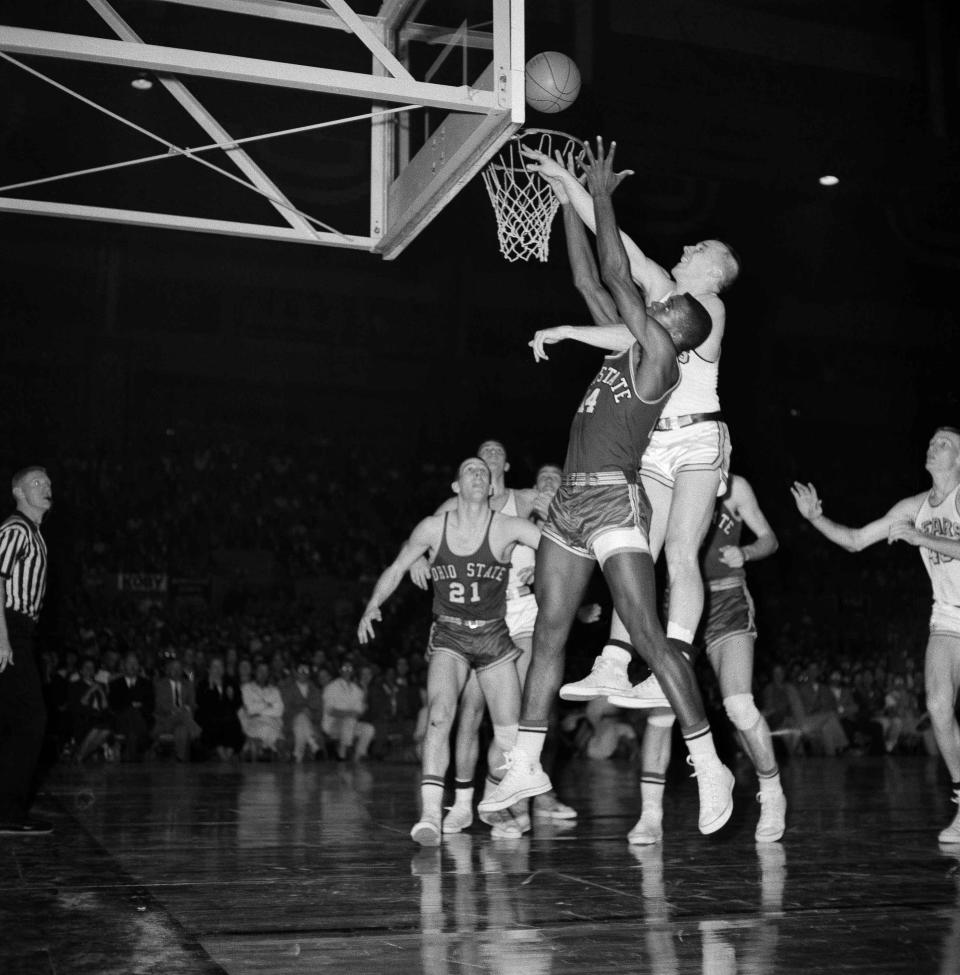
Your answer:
[0,466,52,835]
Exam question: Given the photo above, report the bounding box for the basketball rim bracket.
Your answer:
[0,0,525,259]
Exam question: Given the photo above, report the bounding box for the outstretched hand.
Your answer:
[529,326,570,362]
[521,147,582,204]
[579,137,633,198]
[357,606,381,644]
[790,481,823,521]
[520,146,567,181]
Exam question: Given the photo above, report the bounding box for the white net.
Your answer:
[482,129,584,263]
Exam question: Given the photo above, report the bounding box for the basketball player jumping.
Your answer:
[524,146,739,706]
[358,456,539,846]
[479,138,734,835]
[791,426,960,844]
[623,474,786,845]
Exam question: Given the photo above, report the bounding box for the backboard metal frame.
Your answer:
[0,0,525,259]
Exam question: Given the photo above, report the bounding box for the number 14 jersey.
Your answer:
[431,512,512,621]
[563,344,678,477]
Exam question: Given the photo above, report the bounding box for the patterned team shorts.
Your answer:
[698,578,757,651]
[930,601,960,638]
[642,420,732,496]
[542,479,651,567]
[427,618,521,673]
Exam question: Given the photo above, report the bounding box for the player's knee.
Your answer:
[492,723,518,754]
[664,541,701,574]
[427,700,457,729]
[723,693,761,732]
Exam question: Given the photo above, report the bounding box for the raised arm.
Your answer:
[359,517,437,643]
[791,482,925,553]
[522,146,675,298]
[582,139,677,380]
[559,192,620,327]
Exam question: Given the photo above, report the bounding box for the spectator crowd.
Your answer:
[22,426,946,769]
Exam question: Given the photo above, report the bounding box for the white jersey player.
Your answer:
[791,425,960,843]
[523,146,739,704]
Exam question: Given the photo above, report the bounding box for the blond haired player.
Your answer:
[791,426,960,843]
[525,147,739,706]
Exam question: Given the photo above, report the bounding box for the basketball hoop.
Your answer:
[482,129,584,263]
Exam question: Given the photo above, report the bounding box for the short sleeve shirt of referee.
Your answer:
[0,512,47,622]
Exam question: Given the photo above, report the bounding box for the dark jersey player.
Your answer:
[619,474,785,845]
[358,456,540,846]
[479,139,735,836]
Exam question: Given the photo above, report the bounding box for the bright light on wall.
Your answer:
[818,174,839,186]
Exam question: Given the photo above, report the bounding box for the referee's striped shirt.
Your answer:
[0,512,47,621]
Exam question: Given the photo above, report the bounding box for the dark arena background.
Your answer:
[2,2,960,973]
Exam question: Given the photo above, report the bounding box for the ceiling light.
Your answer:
[818,174,839,187]
[131,73,153,91]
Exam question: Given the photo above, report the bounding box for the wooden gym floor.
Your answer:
[3,753,959,974]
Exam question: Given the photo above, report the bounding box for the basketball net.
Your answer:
[482,129,584,263]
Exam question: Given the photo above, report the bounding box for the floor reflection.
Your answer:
[412,833,554,975]
[20,757,960,975]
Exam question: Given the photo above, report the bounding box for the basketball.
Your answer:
[524,52,581,114]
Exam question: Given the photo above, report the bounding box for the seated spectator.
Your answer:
[366,665,416,759]
[563,698,639,760]
[321,662,374,761]
[196,656,245,761]
[878,674,921,753]
[762,665,801,733]
[796,663,849,756]
[827,669,862,747]
[239,661,285,758]
[67,657,115,763]
[224,647,240,682]
[180,646,201,686]
[280,661,324,762]
[109,651,154,761]
[154,655,201,762]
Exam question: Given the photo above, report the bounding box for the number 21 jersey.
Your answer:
[431,512,512,621]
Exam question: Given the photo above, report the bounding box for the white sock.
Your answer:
[758,771,782,796]
[600,644,632,668]
[684,728,720,765]
[514,727,547,763]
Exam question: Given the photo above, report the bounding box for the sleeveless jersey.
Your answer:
[564,344,678,476]
[501,490,536,593]
[700,500,744,581]
[915,484,960,609]
[653,290,720,418]
[661,350,721,417]
[431,512,511,620]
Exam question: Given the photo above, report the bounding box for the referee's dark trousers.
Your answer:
[0,613,46,823]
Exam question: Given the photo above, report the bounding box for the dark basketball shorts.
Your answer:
[698,578,757,651]
[542,479,652,567]
[427,618,521,673]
